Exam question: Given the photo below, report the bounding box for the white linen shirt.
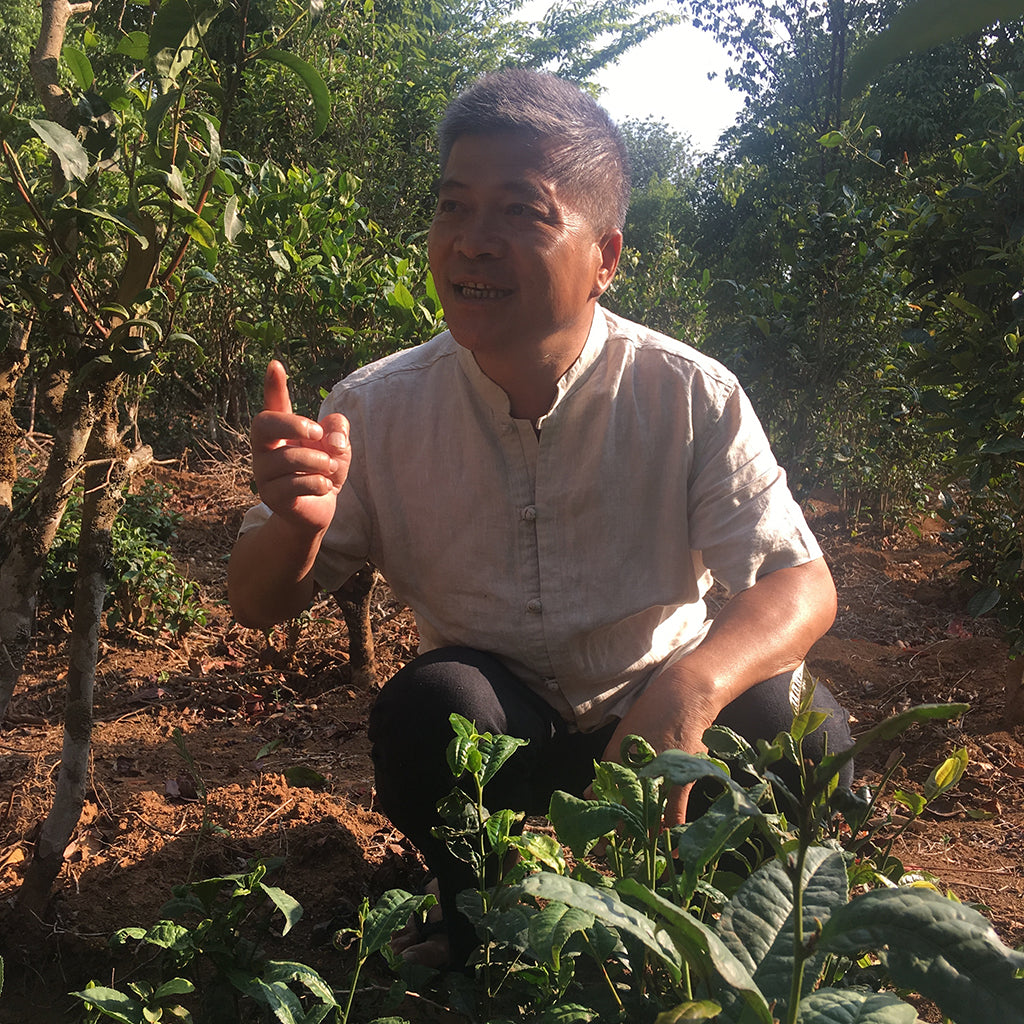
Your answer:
[240,306,821,731]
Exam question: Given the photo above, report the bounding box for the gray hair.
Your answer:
[437,69,631,233]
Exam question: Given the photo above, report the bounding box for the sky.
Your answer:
[516,1,745,152]
[592,18,745,151]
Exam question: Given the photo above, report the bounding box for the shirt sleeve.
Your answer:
[686,376,820,595]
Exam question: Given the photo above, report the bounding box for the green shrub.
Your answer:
[35,477,208,635]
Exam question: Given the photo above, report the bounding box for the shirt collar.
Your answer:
[454,304,610,421]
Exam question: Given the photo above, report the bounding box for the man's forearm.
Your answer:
[227,515,324,628]
[671,556,837,712]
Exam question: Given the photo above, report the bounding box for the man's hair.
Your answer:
[437,69,631,233]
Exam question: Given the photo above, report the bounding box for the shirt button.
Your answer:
[522,505,537,521]
[526,598,542,614]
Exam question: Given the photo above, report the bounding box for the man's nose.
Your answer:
[455,213,503,259]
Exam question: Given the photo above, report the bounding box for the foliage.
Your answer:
[431,694,1024,1023]
[333,888,437,1024]
[69,696,1024,1023]
[889,78,1024,650]
[846,0,1024,95]
[71,860,339,1024]
[33,477,207,635]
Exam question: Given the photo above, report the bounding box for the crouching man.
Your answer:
[228,68,852,969]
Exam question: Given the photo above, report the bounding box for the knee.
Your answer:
[368,646,515,755]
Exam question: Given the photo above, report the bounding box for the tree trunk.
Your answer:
[0,372,96,724]
[0,315,32,525]
[17,378,126,921]
[331,564,380,688]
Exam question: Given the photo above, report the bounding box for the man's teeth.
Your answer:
[458,283,506,299]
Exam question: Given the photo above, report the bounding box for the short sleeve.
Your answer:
[687,379,820,595]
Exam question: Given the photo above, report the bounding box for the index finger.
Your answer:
[264,360,292,415]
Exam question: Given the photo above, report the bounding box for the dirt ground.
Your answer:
[0,461,1022,1023]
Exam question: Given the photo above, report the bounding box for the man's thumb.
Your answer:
[263,360,293,415]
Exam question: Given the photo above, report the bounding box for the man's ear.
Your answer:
[592,229,623,298]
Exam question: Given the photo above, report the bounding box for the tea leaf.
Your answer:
[518,872,683,981]
[547,790,642,857]
[819,888,1024,1021]
[260,884,303,935]
[923,747,968,801]
[361,889,436,957]
[69,986,143,1024]
[262,961,337,1005]
[655,1000,722,1022]
[616,877,773,1024]
[793,987,917,1023]
[717,848,848,1008]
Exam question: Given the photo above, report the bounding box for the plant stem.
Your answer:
[785,816,811,1024]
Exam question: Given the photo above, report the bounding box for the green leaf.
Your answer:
[674,789,763,893]
[655,1001,723,1022]
[282,765,327,789]
[717,848,848,1009]
[819,131,845,149]
[150,0,223,89]
[76,207,149,243]
[223,194,243,242]
[641,749,734,790]
[259,884,304,936]
[794,987,917,1023]
[62,46,95,90]
[254,48,331,137]
[510,830,567,873]
[182,212,216,249]
[518,872,683,981]
[547,790,643,857]
[846,0,1024,93]
[616,877,773,1023]
[812,704,968,795]
[153,977,195,999]
[241,977,306,1022]
[69,986,143,1024]
[479,732,528,787]
[29,119,89,181]
[967,587,1001,617]
[592,759,645,813]
[360,889,436,957]
[262,961,337,1005]
[387,280,414,311]
[528,902,594,968]
[819,888,1024,1021]
[115,31,150,59]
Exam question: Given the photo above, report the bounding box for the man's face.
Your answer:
[428,133,621,363]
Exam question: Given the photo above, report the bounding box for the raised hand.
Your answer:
[250,360,351,537]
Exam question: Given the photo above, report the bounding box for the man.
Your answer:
[229,69,851,969]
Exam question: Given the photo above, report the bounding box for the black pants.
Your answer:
[368,646,853,962]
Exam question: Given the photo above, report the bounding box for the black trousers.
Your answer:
[368,645,853,962]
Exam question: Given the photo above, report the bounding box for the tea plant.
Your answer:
[71,860,338,1024]
[332,888,437,1024]
[35,477,208,636]
[434,695,1024,1023]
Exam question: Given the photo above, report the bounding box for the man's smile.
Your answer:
[454,282,513,300]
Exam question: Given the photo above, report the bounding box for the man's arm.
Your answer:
[601,556,837,823]
[228,361,351,628]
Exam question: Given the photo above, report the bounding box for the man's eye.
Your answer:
[438,199,459,213]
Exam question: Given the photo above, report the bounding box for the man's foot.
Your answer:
[390,878,450,969]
